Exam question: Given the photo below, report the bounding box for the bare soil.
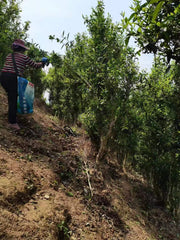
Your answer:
[0,86,179,240]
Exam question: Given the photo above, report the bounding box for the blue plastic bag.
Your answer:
[17,76,34,114]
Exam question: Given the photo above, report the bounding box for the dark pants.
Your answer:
[0,72,18,124]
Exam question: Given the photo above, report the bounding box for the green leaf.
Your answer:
[149,0,160,4]
[152,1,164,21]
[129,12,136,21]
[139,2,149,11]
[66,192,74,197]
[125,35,131,46]
[137,27,142,33]
[174,5,180,14]
[130,2,148,18]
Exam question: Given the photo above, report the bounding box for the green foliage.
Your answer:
[125,0,180,64]
[46,0,180,216]
[57,220,70,240]
[121,0,180,215]
[50,51,63,69]
[133,59,180,213]
[46,0,140,148]
[0,0,30,68]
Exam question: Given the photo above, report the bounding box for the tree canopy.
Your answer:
[0,0,30,68]
[125,0,180,64]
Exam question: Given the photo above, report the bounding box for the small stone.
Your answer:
[44,194,50,200]
[85,222,90,227]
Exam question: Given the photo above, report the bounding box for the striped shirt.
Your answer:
[1,52,43,76]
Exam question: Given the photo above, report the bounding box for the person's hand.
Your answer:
[41,57,49,67]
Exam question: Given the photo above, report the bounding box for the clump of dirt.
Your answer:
[0,86,179,240]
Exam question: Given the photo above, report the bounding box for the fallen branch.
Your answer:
[83,159,93,197]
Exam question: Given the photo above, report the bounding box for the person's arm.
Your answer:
[25,55,43,69]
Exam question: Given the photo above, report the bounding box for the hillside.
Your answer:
[0,85,179,240]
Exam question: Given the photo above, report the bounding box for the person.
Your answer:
[0,39,48,130]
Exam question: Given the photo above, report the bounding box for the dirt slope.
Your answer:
[0,86,179,240]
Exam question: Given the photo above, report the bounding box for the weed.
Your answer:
[57,220,70,240]
[26,154,32,161]
[66,192,74,197]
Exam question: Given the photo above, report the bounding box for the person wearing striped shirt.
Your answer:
[0,39,48,130]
